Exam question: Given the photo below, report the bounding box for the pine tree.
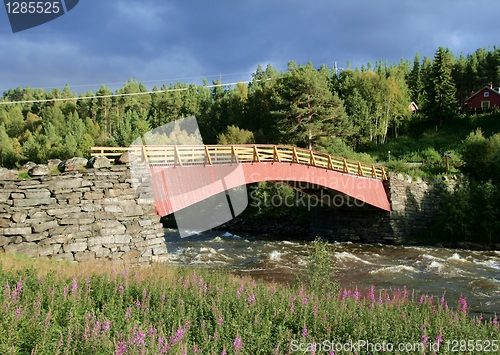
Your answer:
[272,62,352,150]
[430,47,457,125]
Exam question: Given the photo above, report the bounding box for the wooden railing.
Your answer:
[90,145,388,180]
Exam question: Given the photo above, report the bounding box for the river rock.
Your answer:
[58,157,88,172]
[28,164,50,177]
[115,152,138,164]
[22,161,37,171]
[0,168,18,180]
[87,156,111,169]
[47,159,62,170]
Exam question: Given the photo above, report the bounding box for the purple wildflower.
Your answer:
[302,297,309,305]
[458,296,468,312]
[302,328,308,338]
[217,317,223,324]
[234,337,243,353]
[118,285,124,294]
[71,276,78,293]
[103,321,111,333]
[135,331,146,346]
[114,341,127,355]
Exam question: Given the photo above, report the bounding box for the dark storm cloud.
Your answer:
[0,0,499,94]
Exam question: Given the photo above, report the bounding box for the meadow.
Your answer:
[0,239,498,355]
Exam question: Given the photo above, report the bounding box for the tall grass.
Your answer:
[0,250,498,354]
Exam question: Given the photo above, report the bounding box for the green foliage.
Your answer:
[462,129,500,183]
[430,180,500,246]
[217,125,255,145]
[299,237,339,295]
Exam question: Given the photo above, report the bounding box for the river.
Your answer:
[163,229,500,318]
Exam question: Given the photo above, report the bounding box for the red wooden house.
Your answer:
[465,86,500,110]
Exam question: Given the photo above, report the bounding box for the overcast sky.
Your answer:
[1,0,499,94]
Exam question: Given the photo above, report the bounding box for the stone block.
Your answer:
[96,220,126,236]
[24,189,50,200]
[63,242,88,253]
[60,217,95,225]
[13,198,56,207]
[49,178,83,191]
[43,234,74,245]
[121,250,141,260]
[119,200,143,217]
[38,244,62,256]
[32,220,59,233]
[89,246,111,258]
[24,233,47,242]
[87,236,115,247]
[114,234,131,244]
[83,191,104,200]
[0,235,13,247]
[3,227,32,235]
[104,205,122,213]
[0,192,11,202]
[135,237,165,248]
[11,211,27,223]
[74,251,96,261]
[152,245,168,255]
[54,253,75,261]
[4,242,38,257]
[47,206,81,218]
[81,203,102,212]
[48,225,79,236]
[0,218,10,227]
[11,193,25,199]
[138,219,152,227]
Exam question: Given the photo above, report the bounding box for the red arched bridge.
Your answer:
[91,145,391,215]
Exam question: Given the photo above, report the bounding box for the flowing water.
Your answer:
[164,229,500,317]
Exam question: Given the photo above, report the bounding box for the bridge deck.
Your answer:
[91,144,387,180]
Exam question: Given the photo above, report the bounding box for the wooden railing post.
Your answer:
[343,159,349,174]
[204,146,212,165]
[273,146,281,162]
[141,145,148,163]
[357,162,364,176]
[174,146,182,167]
[309,150,316,166]
[292,147,298,164]
[253,145,260,163]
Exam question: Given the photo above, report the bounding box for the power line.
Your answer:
[0,79,268,105]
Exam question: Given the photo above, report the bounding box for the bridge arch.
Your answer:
[89,145,391,216]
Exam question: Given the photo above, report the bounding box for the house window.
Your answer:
[484,92,490,97]
[482,101,490,109]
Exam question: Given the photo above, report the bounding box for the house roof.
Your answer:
[464,86,500,103]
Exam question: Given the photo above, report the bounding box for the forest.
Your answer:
[1,45,500,246]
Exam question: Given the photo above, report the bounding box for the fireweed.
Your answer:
[0,253,498,354]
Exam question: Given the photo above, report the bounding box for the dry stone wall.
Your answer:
[0,164,167,263]
[309,172,449,244]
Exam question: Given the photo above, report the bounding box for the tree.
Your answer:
[0,124,15,167]
[272,62,352,150]
[217,125,254,145]
[429,47,457,124]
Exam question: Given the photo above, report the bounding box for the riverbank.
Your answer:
[0,250,498,354]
